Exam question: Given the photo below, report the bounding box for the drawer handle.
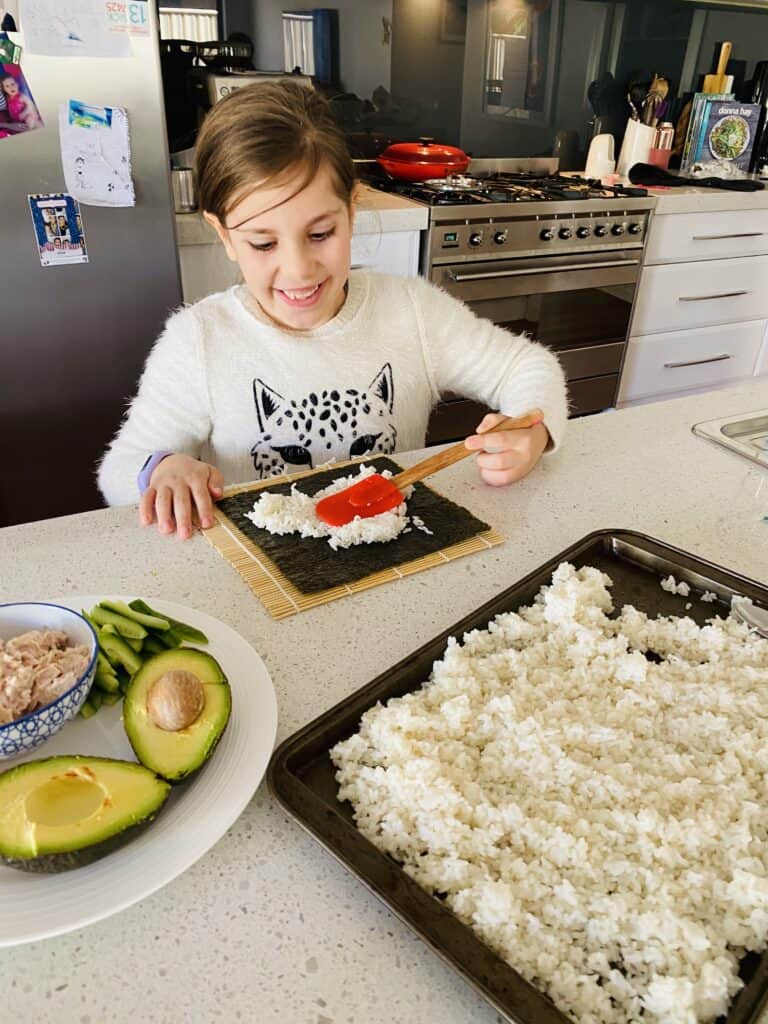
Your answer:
[678,290,749,302]
[691,232,765,241]
[664,353,732,369]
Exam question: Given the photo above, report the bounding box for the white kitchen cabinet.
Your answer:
[350,230,421,277]
[631,256,768,336]
[618,204,768,407]
[618,319,766,403]
[644,208,768,265]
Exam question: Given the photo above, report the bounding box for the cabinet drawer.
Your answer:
[631,256,768,336]
[619,319,765,402]
[350,230,421,278]
[645,209,768,264]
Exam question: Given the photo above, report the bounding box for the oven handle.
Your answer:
[446,258,641,282]
[664,353,732,369]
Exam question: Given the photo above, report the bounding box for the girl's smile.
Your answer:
[275,281,326,308]
[204,164,354,331]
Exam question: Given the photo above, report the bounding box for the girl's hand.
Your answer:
[139,454,224,540]
[464,412,550,487]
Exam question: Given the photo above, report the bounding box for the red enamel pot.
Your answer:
[376,136,471,182]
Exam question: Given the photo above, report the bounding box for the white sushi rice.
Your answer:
[332,563,768,1024]
[660,574,691,597]
[245,465,416,551]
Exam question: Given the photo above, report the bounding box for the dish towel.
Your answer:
[628,163,765,192]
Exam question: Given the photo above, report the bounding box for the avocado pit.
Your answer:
[146,670,205,731]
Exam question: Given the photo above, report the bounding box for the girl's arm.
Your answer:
[97,307,213,507]
[408,276,568,450]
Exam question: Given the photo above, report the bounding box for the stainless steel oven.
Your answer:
[429,243,643,435]
[418,185,655,443]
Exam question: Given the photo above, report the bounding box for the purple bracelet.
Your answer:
[137,451,174,495]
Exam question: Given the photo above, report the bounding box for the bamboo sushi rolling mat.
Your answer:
[203,456,504,619]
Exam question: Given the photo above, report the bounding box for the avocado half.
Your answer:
[0,755,171,873]
[123,648,231,783]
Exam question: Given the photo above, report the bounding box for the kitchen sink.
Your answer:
[693,409,768,468]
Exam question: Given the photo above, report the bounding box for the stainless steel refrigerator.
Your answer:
[0,8,181,526]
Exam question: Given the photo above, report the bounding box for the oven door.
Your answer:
[427,250,641,441]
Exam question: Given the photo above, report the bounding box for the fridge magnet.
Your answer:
[0,61,42,139]
[59,99,135,207]
[19,0,129,58]
[28,193,88,267]
[0,31,21,63]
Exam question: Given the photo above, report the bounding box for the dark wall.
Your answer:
[389,0,466,145]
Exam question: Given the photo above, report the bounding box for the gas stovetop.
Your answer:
[368,172,649,207]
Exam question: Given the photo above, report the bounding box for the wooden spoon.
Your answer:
[315,409,544,527]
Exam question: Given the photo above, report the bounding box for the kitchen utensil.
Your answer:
[648,121,675,169]
[585,133,616,179]
[268,528,768,1024]
[641,75,670,127]
[0,603,97,759]
[616,119,656,176]
[171,167,197,212]
[703,41,733,94]
[315,410,544,527]
[376,137,470,182]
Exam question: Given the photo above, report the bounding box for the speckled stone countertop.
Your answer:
[647,181,768,215]
[3,380,768,1024]
[176,183,428,245]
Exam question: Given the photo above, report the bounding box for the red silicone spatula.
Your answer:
[315,409,544,527]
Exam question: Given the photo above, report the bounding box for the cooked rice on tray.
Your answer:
[331,563,768,1024]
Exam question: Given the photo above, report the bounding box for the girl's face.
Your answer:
[2,76,18,97]
[206,163,353,331]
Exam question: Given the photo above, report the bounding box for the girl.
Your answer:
[98,81,567,539]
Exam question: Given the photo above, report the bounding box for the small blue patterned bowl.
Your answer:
[0,603,98,760]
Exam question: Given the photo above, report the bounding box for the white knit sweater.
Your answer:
[98,270,567,507]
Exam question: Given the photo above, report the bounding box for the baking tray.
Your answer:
[267,530,768,1024]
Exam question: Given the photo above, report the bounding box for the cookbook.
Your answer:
[683,97,761,174]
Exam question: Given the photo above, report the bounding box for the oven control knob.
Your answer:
[558,227,573,240]
[611,224,625,236]
[540,228,554,241]
[469,232,483,247]
[594,224,608,237]
[576,226,590,239]
[493,230,508,245]
[628,222,642,235]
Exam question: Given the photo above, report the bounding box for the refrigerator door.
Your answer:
[0,9,182,526]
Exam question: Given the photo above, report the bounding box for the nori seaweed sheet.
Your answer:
[217,457,492,595]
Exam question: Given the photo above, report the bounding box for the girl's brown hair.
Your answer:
[195,80,355,224]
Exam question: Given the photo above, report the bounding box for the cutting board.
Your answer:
[703,41,732,94]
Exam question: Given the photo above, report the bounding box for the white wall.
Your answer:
[249,0,392,99]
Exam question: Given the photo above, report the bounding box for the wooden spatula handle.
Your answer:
[717,41,732,78]
[392,409,544,490]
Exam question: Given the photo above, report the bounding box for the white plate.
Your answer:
[0,596,278,948]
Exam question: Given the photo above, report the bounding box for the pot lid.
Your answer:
[379,136,469,165]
